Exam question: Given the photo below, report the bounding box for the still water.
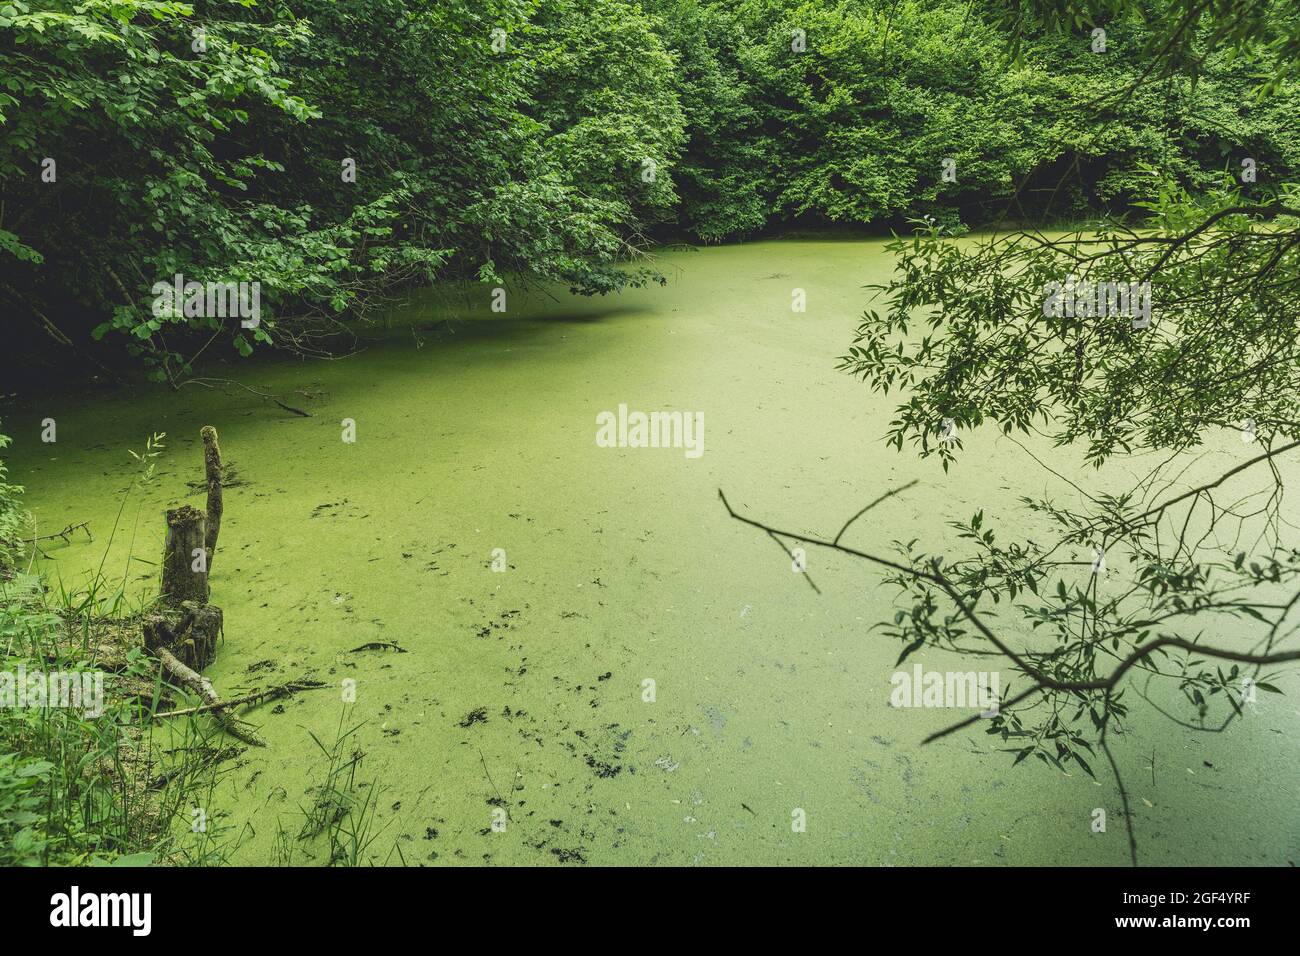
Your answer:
[8,239,1297,864]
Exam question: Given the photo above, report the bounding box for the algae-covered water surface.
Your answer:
[8,240,1299,865]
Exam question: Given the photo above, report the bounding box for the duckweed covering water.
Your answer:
[8,240,1298,865]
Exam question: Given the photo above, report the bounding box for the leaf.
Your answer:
[15,761,53,779]
[895,637,924,666]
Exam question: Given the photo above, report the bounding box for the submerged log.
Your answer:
[161,504,208,605]
[153,678,328,720]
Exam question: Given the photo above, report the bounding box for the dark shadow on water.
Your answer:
[399,303,647,338]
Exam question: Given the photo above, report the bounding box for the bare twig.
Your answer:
[179,378,312,417]
[24,521,92,545]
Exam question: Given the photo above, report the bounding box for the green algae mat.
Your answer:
[8,239,1298,865]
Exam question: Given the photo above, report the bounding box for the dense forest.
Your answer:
[3,0,1297,379]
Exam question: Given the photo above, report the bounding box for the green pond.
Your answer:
[7,238,1299,865]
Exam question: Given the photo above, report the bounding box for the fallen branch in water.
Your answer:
[179,377,312,417]
[25,520,93,544]
[155,646,266,748]
[154,678,328,719]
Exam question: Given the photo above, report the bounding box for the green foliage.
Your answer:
[0,750,51,865]
[988,0,1300,94]
[0,425,24,575]
[1,0,687,370]
[2,0,1296,370]
[841,181,1300,467]
[1,0,316,369]
[526,0,686,230]
[649,0,1300,238]
[0,568,239,865]
[645,0,770,239]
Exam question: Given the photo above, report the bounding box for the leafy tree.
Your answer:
[4,0,1295,375]
[0,0,685,375]
[989,0,1300,94]
[646,0,770,239]
[0,0,318,371]
[651,0,1300,236]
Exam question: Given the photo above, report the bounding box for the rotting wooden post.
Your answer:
[143,600,222,671]
[145,424,266,747]
[201,425,223,566]
[162,504,208,605]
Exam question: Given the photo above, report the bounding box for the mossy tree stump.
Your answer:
[162,504,209,605]
[146,425,263,743]
[144,600,222,671]
[152,451,222,670]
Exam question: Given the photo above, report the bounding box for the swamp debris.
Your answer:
[145,426,312,747]
[25,519,93,560]
[180,378,312,418]
[348,641,406,653]
[26,520,93,545]
[153,678,328,720]
[154,645,266,748]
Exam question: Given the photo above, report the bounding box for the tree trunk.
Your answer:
[201,425,223,566]
[162,504,208,605]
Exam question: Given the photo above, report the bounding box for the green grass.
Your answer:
[0,572,233,865]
